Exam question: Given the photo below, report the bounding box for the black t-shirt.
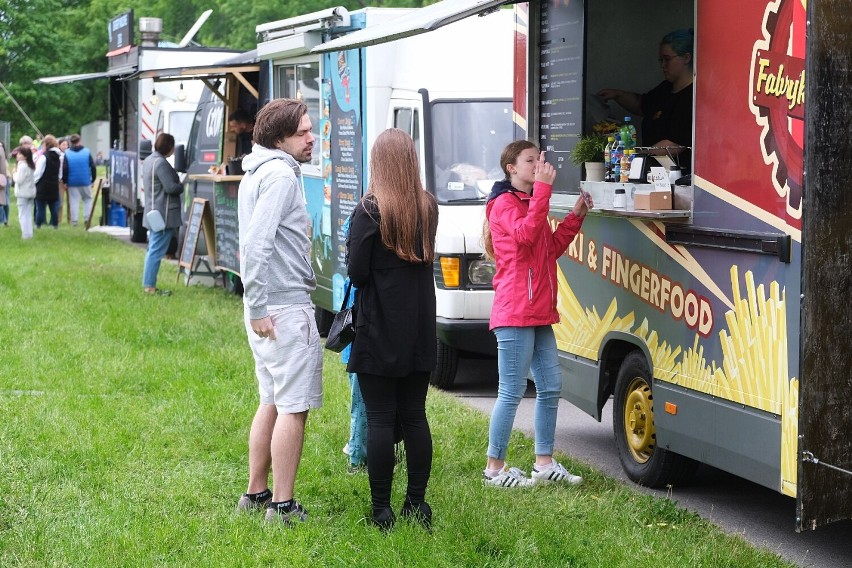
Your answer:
[640,81,693,148]
[236,132,253,157]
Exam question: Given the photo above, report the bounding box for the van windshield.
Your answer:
[429,100,514,204]
[169,111,195,148]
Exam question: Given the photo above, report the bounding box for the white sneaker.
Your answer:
[531,460,583,485]
[483,465,533,488]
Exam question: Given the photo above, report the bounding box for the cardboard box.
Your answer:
[633,189,672,210]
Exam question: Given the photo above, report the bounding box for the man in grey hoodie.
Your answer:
[235,99,322,524]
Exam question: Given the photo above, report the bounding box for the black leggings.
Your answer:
[357,371,432,509]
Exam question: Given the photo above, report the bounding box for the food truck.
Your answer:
[36,11,241,242]
[352,0,851,531]
[521,0,846,532]
[305,7,515,389]
[161,6,515,387]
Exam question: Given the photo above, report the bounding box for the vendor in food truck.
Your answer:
[597,28,694,165]
[228,109,255,158]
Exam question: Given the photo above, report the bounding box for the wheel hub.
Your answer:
[623,379,655,463]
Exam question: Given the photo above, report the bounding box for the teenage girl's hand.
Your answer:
[573,190,593,218]
[535,151,556,185]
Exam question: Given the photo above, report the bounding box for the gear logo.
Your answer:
[749,0,806,219]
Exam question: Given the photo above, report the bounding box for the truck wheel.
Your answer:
[314,308,333,337]
[430,339,459,389]
[613,351,698,488]
[130,211,147,243]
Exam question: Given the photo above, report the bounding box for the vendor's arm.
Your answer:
[597,89,643,116]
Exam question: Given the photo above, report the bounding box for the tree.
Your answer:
[0,0,433,146]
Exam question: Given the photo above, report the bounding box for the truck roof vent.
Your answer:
[139,17,163,47]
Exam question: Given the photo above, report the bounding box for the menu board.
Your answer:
[538,0,584,188]
[326,49,363,282]
[213,181,240,274]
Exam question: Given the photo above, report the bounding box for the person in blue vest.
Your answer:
[62,134,97,227]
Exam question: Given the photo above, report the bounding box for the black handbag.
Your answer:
[325,282,356,352]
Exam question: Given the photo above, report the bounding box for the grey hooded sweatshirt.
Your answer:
[238,145,316,320]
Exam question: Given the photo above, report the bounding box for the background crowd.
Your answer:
[2,133,99,239]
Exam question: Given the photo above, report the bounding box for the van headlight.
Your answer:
[468,259,495,286]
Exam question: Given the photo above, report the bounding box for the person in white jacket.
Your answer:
[13,146,37,239]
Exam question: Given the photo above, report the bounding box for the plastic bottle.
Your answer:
[611,135,624,182]
[620,149,632,183]
[604,136,615,181]
[622,116,637,150]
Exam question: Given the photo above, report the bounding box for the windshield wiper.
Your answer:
[443,196,487,203]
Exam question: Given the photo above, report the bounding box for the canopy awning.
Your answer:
[121,50,259,82]
[35,64,136,84]
[311,0,510,53]
[121,63,260,82]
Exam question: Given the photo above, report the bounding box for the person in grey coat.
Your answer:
[141,133,183,295]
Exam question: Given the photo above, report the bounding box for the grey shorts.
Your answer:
[244,304,323,413]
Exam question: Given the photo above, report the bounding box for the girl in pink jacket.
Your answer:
[482,140,591,487]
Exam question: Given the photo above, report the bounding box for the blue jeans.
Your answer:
[487,325,562,461]
[348,373,368,466]
[35,199,59,228]
[142,228,175,288]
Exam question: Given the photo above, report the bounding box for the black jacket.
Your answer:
[346,196,437,377]
[35,149,61,202]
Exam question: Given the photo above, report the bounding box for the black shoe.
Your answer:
[400,499,432,529]
[371,506,395,531]
[236,488,272,512]
[265,500,308,525]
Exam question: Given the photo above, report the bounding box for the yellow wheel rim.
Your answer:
[622,377,655,464]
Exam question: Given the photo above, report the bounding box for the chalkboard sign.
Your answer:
[178,198,215,283]
[213,180,240,274]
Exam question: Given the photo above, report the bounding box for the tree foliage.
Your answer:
[0,0,428,147]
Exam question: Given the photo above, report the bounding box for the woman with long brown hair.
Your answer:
[346,128,438,530]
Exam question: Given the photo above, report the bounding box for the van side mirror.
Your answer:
[173,144,186,173]
[139,139,152,160]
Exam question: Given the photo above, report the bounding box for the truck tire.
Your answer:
[430,338,459,389]
[130,211,147,243]
[613,351,698,488]
[315,307,333,337]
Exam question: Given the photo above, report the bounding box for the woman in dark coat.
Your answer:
[34,135,62,228]
[346,128,438,531]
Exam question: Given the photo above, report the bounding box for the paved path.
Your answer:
[449,357,852,568]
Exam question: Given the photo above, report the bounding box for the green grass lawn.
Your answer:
[0,202,794,567]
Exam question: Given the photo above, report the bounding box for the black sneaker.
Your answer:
[265,500,308,524]
[400,499,432,530]
[235,489,272,512]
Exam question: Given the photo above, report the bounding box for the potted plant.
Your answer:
[570,134,607,181]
